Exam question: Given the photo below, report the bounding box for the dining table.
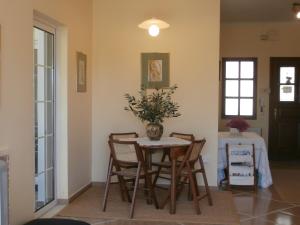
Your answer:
[218,131,273,188]
[121,136,192,214]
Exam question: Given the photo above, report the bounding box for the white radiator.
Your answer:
[0,156,8,225]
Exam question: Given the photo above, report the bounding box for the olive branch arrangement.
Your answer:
[124,85,181,124]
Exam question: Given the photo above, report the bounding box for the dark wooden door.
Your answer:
[269,58,300,160]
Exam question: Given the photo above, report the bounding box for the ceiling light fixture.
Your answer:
[292,3,300,19]
[138,18,170,37]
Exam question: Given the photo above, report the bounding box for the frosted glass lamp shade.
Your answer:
[138,18,169,37]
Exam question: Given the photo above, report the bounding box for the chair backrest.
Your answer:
[226,144,256,186]
[189,139,206,162]
[109,132,138,140]
[170,132,195,141]
[170,133,195,161]
[108,132,139,163]
[108,139,141,163]
[177,139,206,172]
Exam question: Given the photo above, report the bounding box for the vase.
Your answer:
[146,123,163,140]
[230,128,241,136]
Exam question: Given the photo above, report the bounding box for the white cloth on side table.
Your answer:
[218,132,273,188]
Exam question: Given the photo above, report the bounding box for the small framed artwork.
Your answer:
[141,53,170,89]
[77,52,87,92]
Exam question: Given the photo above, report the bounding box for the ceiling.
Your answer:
[221,0,298,22]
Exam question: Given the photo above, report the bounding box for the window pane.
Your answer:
[225,61,239,78]
[225,98,239,115]
[241,61,254,78]
[225,80,239,97]
[36,67,45,101]
[240,80,254,97]
[34,29,46,66]
[280,85,295,102]
[46,135,54,169]
[240,99,253,116]
[46,103,53,135]
[46,68,53,101]
[36,138,45,174]
[37,102,45,137]
[35,173,45,209]
[46,33,54,67]
[280,67,295,84]
[46,169,54,203]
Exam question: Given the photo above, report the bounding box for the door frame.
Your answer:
[33,20,57,215]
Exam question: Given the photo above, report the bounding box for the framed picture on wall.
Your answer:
[141,53,170,89]
[77,52,87,92]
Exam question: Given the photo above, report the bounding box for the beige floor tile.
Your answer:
[55,216,115,224]
[233,193,293,216]
[254,187,287,203]
[261,211,300,225]
[270,169,300,204]
[95,219,179,225]
[282,206,300,218]
[240,218,275,225]
[239,213,252,221]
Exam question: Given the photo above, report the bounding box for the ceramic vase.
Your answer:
[146,123,163,140]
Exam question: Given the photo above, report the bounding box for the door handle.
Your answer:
[274,108,277,120]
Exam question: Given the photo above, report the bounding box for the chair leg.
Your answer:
[188,181,192,201]
[146,172,159,209]
[107,158,126,202]
[102,158,113,211]
[119,176,132,203]
[199,156,213,206]
[129,162,141,219]
[192,173,200,196]
[176,176,187,200]
[152,151,167,186]
[152,165,162,187]
[186,162,201,214]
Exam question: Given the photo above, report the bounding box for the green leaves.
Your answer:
[124,85,181,124]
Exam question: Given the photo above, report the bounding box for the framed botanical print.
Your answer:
[141,53,170,89]
[77,52,87,92]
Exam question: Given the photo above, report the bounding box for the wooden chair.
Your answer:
[226,144,256,191]
[152,132,195,188]
[161,139,213,214]
[102,139,159,218]
[107,132,138,201]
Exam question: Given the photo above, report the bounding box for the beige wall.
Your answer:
[220,22,300,145]
[0,1,34,224]
[0,0,92,224]
[92,0,220,186]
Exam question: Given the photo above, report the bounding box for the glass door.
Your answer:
[33,26,55,211]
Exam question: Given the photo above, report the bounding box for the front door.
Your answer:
[269,57,300,160]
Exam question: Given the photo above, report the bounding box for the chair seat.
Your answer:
[113,168,158,177]
[180,167,203,176]
[152,160,183,167]
[119,161,138,168]
[152,161,172,167]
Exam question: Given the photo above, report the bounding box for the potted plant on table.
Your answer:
[226,117,250,135]
[124,85,181,140]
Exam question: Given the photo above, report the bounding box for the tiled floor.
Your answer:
[54,162,300,225]
[236,162,300,225]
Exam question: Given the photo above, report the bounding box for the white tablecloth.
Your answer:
[121,137,191,147]
[218,132,273,188]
